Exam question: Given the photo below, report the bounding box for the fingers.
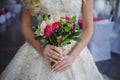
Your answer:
[55,64,70,72]
[51,55,74,72]
[50,45,63,54]
[52,60,65,69]
[47,45,64,61]
[48,49,64,61]
[42,45,64,62]
[52,59,69,72]
[46,55,58,63]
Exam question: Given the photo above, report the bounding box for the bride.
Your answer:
[1,0,104,80]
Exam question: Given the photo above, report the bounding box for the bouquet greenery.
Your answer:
[33,15,82,47]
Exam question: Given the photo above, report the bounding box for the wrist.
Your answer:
[68,53,77,60]
[39,47,43,53]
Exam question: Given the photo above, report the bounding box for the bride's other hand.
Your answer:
[40,45,64,63]
[51,55,75,72]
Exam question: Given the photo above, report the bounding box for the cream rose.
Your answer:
[52,15,60,22]
[38,21,47,35]
[45,18,54,25]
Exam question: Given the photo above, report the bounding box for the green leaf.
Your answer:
[35,29,40,36]
[66,23,71,27]
[66,20,70,24]
[72,32,80,36]
[67,42,71,44]
[60,19,65,25]
[38,15,43,22]
[61,35,69,41]
[60,39,71,47]
[77,30,82,33]
[75,24,80,29]
[48,14,51,19]
[62,36,67,41]
[63,26,70,32]
[72,37,82,42]
[35,36,43,40]
[42,14,46,20]
[72,16,76,23]
[32,26,36,29]
[32,26,37,31]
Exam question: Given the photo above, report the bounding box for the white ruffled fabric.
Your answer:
[1,0,104,80]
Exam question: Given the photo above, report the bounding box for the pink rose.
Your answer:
[65,16,71,20]
[70,22,74,29]
[44,22,60,37]
[52,15,60,22]
[52,22,60,30]
[44,25,54,36]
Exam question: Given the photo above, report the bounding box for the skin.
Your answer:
[21,0,93,73]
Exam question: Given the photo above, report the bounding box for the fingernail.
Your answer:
[62,57,64,59]
[60,58,63,61]
[60,56,64,58]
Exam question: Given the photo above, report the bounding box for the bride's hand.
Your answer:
[40,45,64,63]
[51,55,75,72]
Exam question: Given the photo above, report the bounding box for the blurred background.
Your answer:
[0,0,120,80]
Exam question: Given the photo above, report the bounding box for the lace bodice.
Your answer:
[23,0,83,19]
[40,0,82,18]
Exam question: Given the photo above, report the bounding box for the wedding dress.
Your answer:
[1,0,104,80]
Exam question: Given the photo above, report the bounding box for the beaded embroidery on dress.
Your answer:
[1,0,104,80]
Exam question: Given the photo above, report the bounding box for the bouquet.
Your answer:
[33,14,82,48]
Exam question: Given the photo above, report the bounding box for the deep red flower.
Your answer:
[65,16,71,20]
[44,25,54,36]
[52,22,60,29]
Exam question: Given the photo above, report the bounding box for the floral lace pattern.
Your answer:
[23,0,82,19]
[1,0,103,80]
[1,42,103,80]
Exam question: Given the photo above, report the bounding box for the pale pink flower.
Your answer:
[52,15,60,22]
[70,22,74,29]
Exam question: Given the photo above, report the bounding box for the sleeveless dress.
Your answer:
[1,0,104,80]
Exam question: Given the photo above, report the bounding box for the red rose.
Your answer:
[52,22,60,30]
[65,16,71,20]
[44,25,54,36]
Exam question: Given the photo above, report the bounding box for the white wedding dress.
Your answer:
[1,0,104,80]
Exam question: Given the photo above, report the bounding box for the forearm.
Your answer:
[69,0,94,59]
[21,8,42,53]
[21,27,42,52]
[69,27,93,59]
